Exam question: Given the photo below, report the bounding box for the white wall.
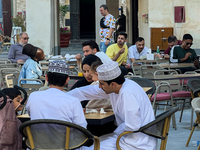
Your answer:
[138,0,149,48]
[95,0,106,45]
[139,0,200,49]
[26,0,51,55]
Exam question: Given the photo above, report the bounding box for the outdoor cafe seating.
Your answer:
[116,107,178,150]
[19,119,100,150]
[0,51,200,149]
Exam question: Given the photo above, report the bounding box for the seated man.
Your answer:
[156,35,182,59]
[127,37,148,65]
[75,40,110,70]
[170,34,199,73]
[68,61,157,150]
[8,32,29,63]
[26,60,87,126]
[106,32,128,75]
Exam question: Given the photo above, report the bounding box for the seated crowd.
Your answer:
[1,30,200,150]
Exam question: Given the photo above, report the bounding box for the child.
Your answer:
[2,88,23,112]
[0,88,23,150]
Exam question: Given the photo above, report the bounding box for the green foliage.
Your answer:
[60,27,71,33]
[12,14,26,32]
[59,5,70,17]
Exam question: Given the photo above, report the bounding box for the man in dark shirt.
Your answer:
[170,34,199,73]
[8,32,29,63]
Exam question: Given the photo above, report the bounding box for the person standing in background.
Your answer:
[99,4,115,53]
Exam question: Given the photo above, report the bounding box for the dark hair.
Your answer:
[2,88,21,100]
[135,37,144,43]
[100,4,108,11]
[183,34,193,41]
[47,72,68,87]
[90,60,103,72]
[168,35,177,43]
[82,40,100,52]
[118,32,128,39]
[105,73,125,85]
[82,54,102,69]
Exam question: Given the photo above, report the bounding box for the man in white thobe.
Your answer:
[26,61,87,149]
[68,61,157,150]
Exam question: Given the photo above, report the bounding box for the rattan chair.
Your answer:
[186,97,200,149]
[116,107,179,150]
[19,119,100,150]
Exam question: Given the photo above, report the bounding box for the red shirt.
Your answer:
[164,40,182,54]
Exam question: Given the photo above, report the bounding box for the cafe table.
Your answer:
[173,73,200,78]
[159,63,193,69]
[18,87,151,124]
[135,58,169,64]
[17,112,115,125]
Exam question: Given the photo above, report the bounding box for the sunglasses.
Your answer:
[186,42,193,46]
[23,37,29,40]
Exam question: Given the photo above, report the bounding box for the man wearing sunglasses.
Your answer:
[170,34,199,73]
[8,32,29,63]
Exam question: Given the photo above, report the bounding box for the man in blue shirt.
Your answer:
[8,32,29,63]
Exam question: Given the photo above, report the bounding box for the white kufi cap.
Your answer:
[48,60,69,75]
[97,61,121,81]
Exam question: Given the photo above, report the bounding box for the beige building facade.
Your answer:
[135,0,200,49]
[13,0,26,16]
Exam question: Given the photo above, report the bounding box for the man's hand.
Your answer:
[125,63,131,69]
[105,40,110,46]
[119,48,125,54]
[75,54,82,60]
[180,52,192,62]
[164,54,169,59]
[121,61,126,66]
[184,52,192,60]
[17,59,24,63]
[194,59,199,68]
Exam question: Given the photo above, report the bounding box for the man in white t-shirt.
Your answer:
[26,60,87,127]
[75,40,111,69]
[127,37,148,66]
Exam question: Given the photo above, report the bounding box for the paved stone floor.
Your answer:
[156,107,200,150]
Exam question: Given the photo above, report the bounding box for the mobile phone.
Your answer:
[196,56,199,60]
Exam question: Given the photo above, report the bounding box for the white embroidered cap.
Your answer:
[97,61,121,81]
[48,60,69,75]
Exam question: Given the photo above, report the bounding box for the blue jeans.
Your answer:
[100,42,113,53]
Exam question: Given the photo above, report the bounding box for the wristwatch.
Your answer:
[107,38,110,41]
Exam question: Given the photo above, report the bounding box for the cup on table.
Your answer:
[83,108,86,114]
[78,72,83,76]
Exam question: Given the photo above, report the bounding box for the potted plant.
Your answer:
[12,14,26,32]
[59,4,71,47]
[60,27,71,47]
